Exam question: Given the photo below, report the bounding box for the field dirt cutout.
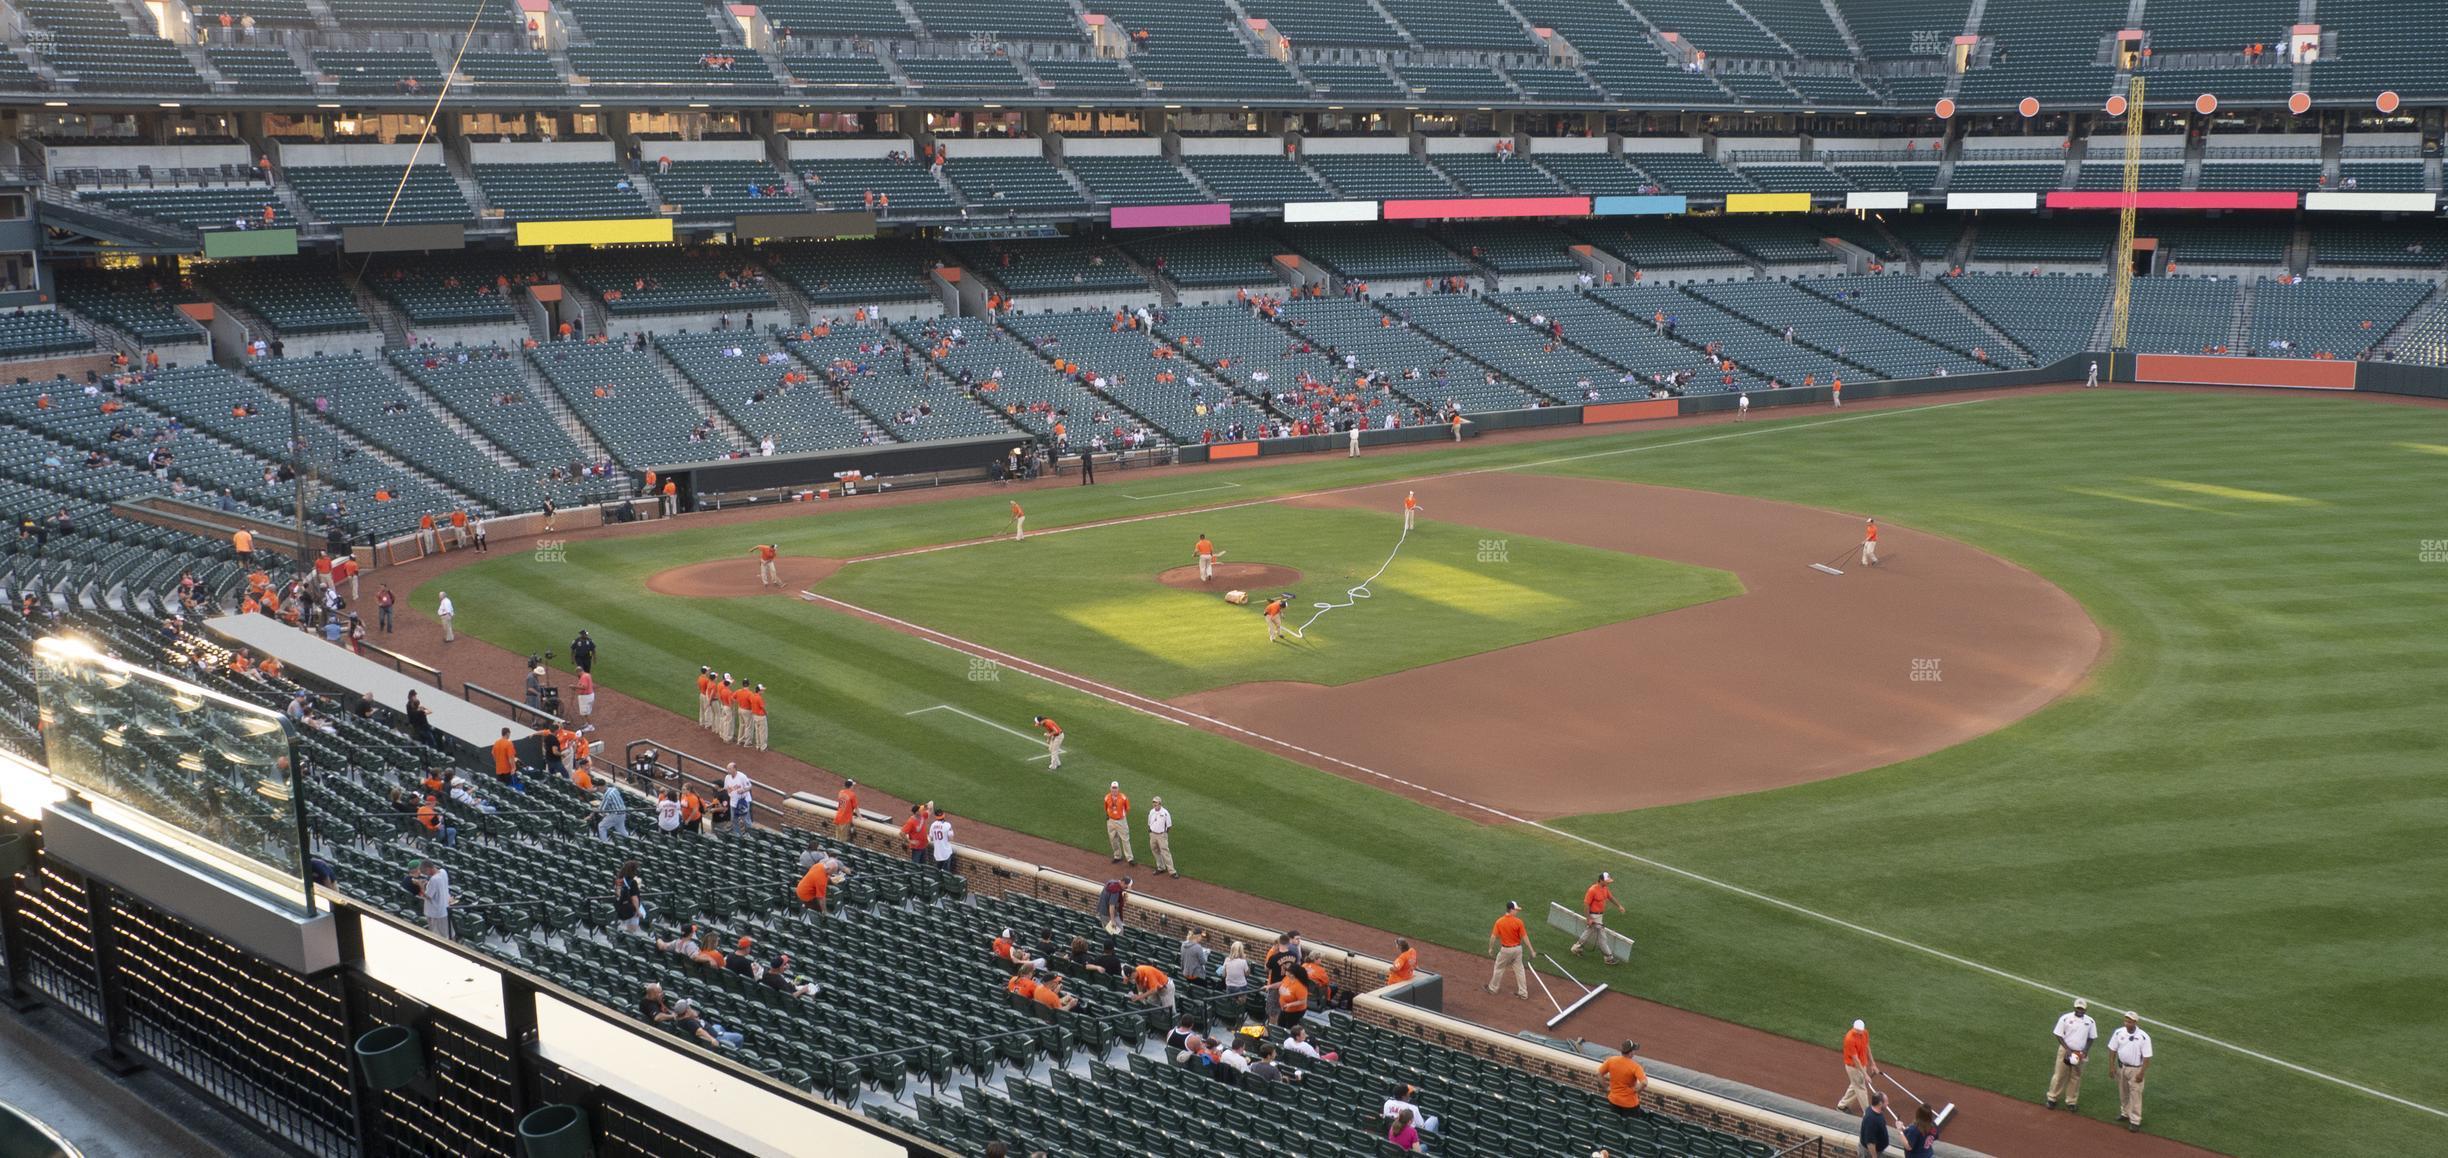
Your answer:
[648,556,846,597]
[1156,562,1305,592]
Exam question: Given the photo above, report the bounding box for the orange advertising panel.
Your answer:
[1207,441,1261,459]
[1582,399,1681,423]
[2134,355,2357,390]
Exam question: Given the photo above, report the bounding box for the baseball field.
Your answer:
[419,387,2448,1158]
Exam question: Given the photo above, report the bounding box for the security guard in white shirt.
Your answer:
[1146,796,1177,878]
[2106,1011,2153,1132]
[2045,997,2099,1110]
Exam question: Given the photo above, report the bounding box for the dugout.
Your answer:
[663,434,1039,509]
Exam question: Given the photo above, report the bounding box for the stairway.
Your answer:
[516,354,618,463]
[1931,278,2037,362]
[1817,0,1866,59]
[647,340,758,446]
[347,280,410,349]
[2226,278,2257,351]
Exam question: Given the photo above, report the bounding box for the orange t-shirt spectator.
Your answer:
[1599,1047,1647,1110]
[491,731,517,779]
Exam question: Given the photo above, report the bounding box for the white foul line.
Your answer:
[846,396,2008,567]
[904,703,1059,763]
[1119,482,1244,501]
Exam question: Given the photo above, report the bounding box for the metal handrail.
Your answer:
[461,680,561,727]
[358,641,441,686]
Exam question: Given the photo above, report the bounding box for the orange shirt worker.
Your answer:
[1861,518,1880,567]
[1572,871,1628,965]
[1487,901,1532,999]
[1598,1041,1649,1116]
[1194,534,1217,581]
[1010,500,1026,540]
[1838,1019,1880,1113]
[1386,938,1418,986]
[1101,781,1132,864]
[1264,594,1290,642]
[1034,714,1065,770]
[1402,490,1421,531]
[831,778,858,842]
[753,543,781,587]
[695,665,716,729]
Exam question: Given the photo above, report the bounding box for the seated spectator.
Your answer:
[1031,972,1078,1012]
[761,953,817,997]
[1248,1042,1302,1085]
[655,924,703,958]
[1383,1083,1438,1135]
[1387,1108,1422,1153]
[671,1000,740,1048]
[639,982,675,1023]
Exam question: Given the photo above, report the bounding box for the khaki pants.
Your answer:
[833,819,855,844]
[1149,830,1173,874]
[1487,945,1526,997]
[1861,540,1878,566]
[715,704,734,743]
[2048,1050,2086,1106]
[439,612,454,641]
[1198,554,1213,580]
[1106,818,1133,862]
[1839,1064,1872,1113]
[699,693,713,728]
[1045,734,1063,768]
[1571,915,1616,960]
[2115,1065,2145,1126]
[760,559,780,586]
[749,714,767,750]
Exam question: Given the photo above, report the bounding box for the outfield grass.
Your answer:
[819,504,1738,697]
[423,391,2448,1157]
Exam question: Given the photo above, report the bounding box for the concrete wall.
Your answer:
[935,137,1047,160]
[784,138,914,161]
[1421,136,1505,155]
[42,143,252,176]
[636,139,767,162]
[467,140,614,165]
[1177,137,1285,156]
[1526,136,1610,154]
[1059,136,1161,157]
[274,143,445,168]
[1300,136,1412,155]
[1619,137,1704,155]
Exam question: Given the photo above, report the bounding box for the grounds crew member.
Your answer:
[1195,533,1217,581]
[1838,1019,1879,1114]
[696,666,715,728]
[754,543,781,587]
[1861,518,1880,567]
[1146,795,1175,877]
[1034,714,1065,769]
[2045,997,2099,1111]
[1102,781,1133,864]
[1487,901,1531,999]
[1264,594,1290,641]
[1572,871,1627,964]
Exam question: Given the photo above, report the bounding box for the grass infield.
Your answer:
[424,390,2448,1157]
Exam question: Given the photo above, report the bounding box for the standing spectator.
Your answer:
[1487,901,1531,999]
[613,858,645,932]
[570,630,596,673]
[1902,1103,1942,1158]
[901,803,930,864]
[2107,1011,2152,1132]
[1221,941,1251,992]
[1598,1041,1648,1117]
[2045,996,2098,1110]
[1102,781,1133,864]
[491,727,519,786]
[927,810,955,871]
[795,852,844,914]
[1179,930,1210,982]
[436,590,456,641]
[1271,965,1308,1028]
[1146,795,1175,877]
[1857,1092,1892,1158]
[449,507,470,549]
[471,519,488,553]
[1838,1019,1879,1114]
[1571,871,1626,964]
[723,762,754,834]
[1387,937,1418,986]
[416,859,453,938]
[596,781,630,840]
[541,497,556,532]
[376,585,395,632]
[655,789,685,835]
[831,779,858,842]
[1096,876,1131,933]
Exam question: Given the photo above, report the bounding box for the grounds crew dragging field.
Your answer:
[1571,871,1628,965]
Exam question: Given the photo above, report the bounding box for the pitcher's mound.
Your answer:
[1157,562,1304,591]
[649,556,846,598]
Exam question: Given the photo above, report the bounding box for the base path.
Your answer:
[1155,562,1303,592]
[1173,473,2104,820]
[647,556,844,597]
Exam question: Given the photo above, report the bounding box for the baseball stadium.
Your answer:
[0,1,2442,1156]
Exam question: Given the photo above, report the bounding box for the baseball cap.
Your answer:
[2124,1011,2141,1021]
[738,936,754,949]
[1109,780,1121,789]
[1505,900,1520,912]
[1599,872,1613,882]
[2072,998,2088,1010]
[1852,1019,1866,1031]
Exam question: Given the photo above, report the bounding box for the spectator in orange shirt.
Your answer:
[1004,960,1040,1002]
[1032,973,1078,1012]
[1101,781,1132,864]
[1487,901,1532,999]
[1271,970,1308,1028]
[794,852,843,913]
[1129,963,1175,1012]
[831,778,858,843]
[1598,1041,1649,1117]
[1386,938,1418,986]
[491,727,518,784]
[901,803,932,865]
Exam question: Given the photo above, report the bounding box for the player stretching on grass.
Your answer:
[1033,715,1064,769]
[1264,594,1289,642]
[1195,534,1217,581]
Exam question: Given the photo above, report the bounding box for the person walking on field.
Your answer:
[1571,871,1627,965]
[2045,997,2099,1111]
[1146,795,1175,877]
[1402,491,1420,531]
[2085,360,2101,388]
[2107,1011,2152,1132]
[1837,1019,1879,1114]
[1348,424,1361,457]
[573,670,595,718]
[1263,594,1289,642]
[436,591,456,641]
[753,543,781,587]
[1737,390,1750,420]
[1195,534,1217,582]
[1034,714,1064,769]
[1861,518,1880,567]
[1010,500,1026,540]
[1102,782,1134,864]
[1486,901,1531,999]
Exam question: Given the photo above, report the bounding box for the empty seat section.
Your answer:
[564,0,781,93]
[1240,0,1404,46]
[1397,294,1625,403]
[359,253,548,325]
[312,49,443,95]
[1431,152,1567,195]
[1065,156,1208,204]
[324,0,518,29]
[658,159,797,217]
[389,348,607,476]
[1536,152,1654,195]
[1689,280,1983,377]
[1283,224,1467,280]
[1119,230,1285,288]
[906,0,1081,37]
[1696,217,1839,263]
[566,249,777,315]
[1953,0,2121,106]
[285,165,473,225]
[1182,153,1330,202]
[1624,153,1755,195]
[954,239,1148,294]
[1494,288,1749,396]
[798,157,957,215]
[475,162,653,220]
[2139,215,2291,266]
[1715,72,1799,103]
[460,52,565,94]
[1946,161,2063,192]
[1028,58,1138,96]
[1782,72,1884,104]
[2072,161,2184,190]
[657,331,871,451]
[247,354,550,511]
[1970,216,2112,263]
[1566,219,1742,268]
[82,185,287,232]
[1093,0,1306,97]
[1379,0,1536,49]
[1307,153,1456,199]
[1591,283,1850,390]
[762,239,938,305]
[757,0,912,37]
[2243,279,2433,359]
[1504,66,1606,101]
[55,270,208,343]
[1942,273,2107,362]
[197,261,370,333]
[1739,162,1851,193]
[2124,277,2239,353]
[1393,65,1517,102]
[894,55,1031,93]
[2333,162,2427,192]
[207,48,310,92]
[21,0,205,91]
[2196,161,2322,191]
[1441,222,1581,273]
[0,312,93,356]
[1300,65,1404,99]
[941,153,1085,212]
[1800,275,2023,363]
[1624,0,1783,56]
[1274,295,1538,412]
[785,54,901,96]
[529,340,735,465]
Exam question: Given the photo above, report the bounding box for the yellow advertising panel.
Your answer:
[1723,193,1813,214]
[515,217,675,247]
